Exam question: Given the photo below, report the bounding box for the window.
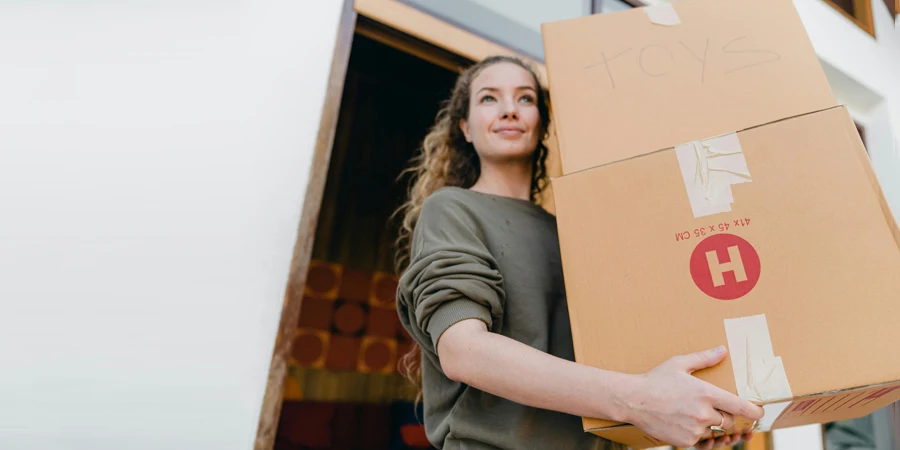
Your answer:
[855,121,869,155]
[885,0,898,21]
[398,0,638,61]
[822,0,876,37]
[398,0,592,60]
[591,0,643,13]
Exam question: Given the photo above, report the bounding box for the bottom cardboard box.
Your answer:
[552,106,900,450]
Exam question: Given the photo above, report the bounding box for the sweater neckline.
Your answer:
[443,186,552,217]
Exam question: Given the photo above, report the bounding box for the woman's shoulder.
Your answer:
[417,186,480,228]
[423,186,474,207]
[406,187,491,265]
[419,186,482,219]
[422,186,555,225]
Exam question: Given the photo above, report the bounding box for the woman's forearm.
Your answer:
[437,319,638,423]
[437,319,765,448]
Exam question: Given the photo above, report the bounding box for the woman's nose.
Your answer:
[501,99,519,119]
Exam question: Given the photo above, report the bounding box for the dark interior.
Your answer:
[275,33,460,450]
[312,33,461,274]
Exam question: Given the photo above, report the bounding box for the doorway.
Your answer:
[272,30,464,450]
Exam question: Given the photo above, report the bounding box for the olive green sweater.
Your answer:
[396,187,622,450]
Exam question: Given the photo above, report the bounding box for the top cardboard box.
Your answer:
[542,0,835,175]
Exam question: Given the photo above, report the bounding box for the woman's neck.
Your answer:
[470,161,533,201]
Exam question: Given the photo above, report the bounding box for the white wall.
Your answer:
[793,0,900,217]
[773,424,825,450]
[0,1,343,449]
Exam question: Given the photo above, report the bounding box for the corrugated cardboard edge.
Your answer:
[772,379,900,429]
[550,105,847,183]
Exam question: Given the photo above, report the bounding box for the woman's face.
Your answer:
[459,62,542,165]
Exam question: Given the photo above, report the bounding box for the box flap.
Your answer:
[772,382,900,430]
[541,0,836,174]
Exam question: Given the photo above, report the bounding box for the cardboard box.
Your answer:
[541,0,900,448]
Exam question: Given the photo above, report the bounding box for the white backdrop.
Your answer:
[0,1,343,449]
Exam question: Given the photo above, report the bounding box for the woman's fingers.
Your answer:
[718,410,736,430]
[709,384,765,421]
[697,429,758,449]
[712,435,729,448]
[697,432,745,449]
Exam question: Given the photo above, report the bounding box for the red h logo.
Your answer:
[690,234,761,300]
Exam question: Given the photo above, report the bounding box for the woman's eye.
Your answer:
[519,95,534,104]
[480,95,495,103]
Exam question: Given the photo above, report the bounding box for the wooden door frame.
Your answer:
[354,0,544,77]
[251,0,357,448]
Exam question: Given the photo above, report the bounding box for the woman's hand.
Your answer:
[694,430,755,449]
[620,345,765,448]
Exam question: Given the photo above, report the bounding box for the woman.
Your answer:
[394,55,764,450]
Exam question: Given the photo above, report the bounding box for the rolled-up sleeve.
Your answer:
[396,191,506,355]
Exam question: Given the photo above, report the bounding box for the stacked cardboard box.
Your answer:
[541,0,900,448]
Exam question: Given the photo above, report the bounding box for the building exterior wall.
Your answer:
[0,1,342,449]
[794,0,900,218]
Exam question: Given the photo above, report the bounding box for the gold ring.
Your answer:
[750,419,761,431]
[711,411,727,434]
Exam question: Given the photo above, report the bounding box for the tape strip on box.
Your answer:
[675,132,752,218]
[643,4,680,26]
[723,314,793,409]
[757,401,791,432]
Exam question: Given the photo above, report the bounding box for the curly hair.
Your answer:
[392,55,552,389]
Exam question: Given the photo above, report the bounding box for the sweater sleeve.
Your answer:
[396,190,506,355]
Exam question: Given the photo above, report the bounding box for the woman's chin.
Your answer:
[483,143,536,161]
[482,152,536,166]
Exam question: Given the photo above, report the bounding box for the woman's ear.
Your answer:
[459,119,472,143]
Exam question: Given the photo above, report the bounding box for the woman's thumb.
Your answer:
[681,345,728,372]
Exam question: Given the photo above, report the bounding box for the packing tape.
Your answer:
[723,314,793,407]
[674,133,752,218]
[643,4,680,26]
[757,401,791,432]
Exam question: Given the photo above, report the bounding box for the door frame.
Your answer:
[251,0,356,448]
